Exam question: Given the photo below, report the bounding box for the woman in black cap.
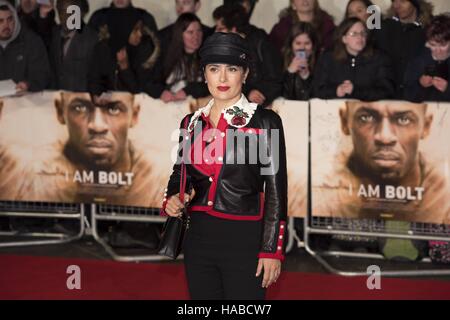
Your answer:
[162,32,288,300]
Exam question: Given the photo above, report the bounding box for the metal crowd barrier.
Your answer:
[0,201,85,248]
[92,203,298,262]
[304,213,450,277]
[91,203,179,262]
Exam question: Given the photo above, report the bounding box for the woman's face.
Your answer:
[342,21,367,55]
[347,0,370,22]
[292,33,313,57]
[426,40,450,61]
[183,21,203,54]
[128,21,143,47]
[204,64,248,102]
[292,0,315,14]
[113,0,131,8]
[392,0,417,21]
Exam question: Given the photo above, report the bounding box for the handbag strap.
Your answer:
[179,116,190,204]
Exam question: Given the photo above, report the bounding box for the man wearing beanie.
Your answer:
[373,0,434,99]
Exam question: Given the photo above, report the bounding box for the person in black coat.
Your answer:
[313,17,394,101]
[158,0,213,59]
[373,0,433,99]
[48,0,98,92]
[151,13,209,102]
[0,0,50,92]
[88,6,160,96]
[282,22,318,100]
[213,4,283,107]
[405,14,450,102]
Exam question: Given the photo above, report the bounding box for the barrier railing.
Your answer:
[0,201,85,248]
[91,204,178,262]
[304,214,450,277]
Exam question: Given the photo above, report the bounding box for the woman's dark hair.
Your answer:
[163,13,203,83]
[426,14,450,43]
[344,0,374,19]
[281,22,319,71]
[333,17,372,62]
[285,0,333,48]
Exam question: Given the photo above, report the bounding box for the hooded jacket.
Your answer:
[0,0,50,91]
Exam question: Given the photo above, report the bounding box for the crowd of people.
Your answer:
[0,0,449,105]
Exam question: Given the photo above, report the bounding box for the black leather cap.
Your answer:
[199,32,250,68]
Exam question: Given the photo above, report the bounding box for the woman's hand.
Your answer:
[419,75,433,88]
[116,48,129,70]
[248,90,266,105]
[256,258,281,288]
[432,77,448,92]
[336,80,353,97]
[39,0,54,18]
[15,81,29,93]
[164,189,196,217]
[160,90,176,103]
[288,56,302,74]
[174,89,187,101]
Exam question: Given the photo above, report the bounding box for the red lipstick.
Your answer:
[217,86,230,92]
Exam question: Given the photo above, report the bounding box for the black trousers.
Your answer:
[183,212,266,300]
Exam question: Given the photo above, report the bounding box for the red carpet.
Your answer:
[1,255,450,300]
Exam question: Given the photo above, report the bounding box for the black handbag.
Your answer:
[158,118,191,259]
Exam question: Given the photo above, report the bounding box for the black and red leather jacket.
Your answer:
[162,95,288,261]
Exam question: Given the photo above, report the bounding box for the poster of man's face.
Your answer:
[340,101,433,184]
[55,92,139,171]
[0,92,192,207]
[312,99,450,225]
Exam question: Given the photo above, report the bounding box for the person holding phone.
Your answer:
[405,14,450,102]
[282,22,318,100]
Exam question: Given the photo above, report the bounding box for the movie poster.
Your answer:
[0,93,309,214]
[0,91,192,208]
[311,99,450,225]
[272,99,308,218]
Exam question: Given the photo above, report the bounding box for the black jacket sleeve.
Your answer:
[352,53,395,101]
[282,71,313,100]
[25,32,51,91]
[312,52,338,99]
[258,110,288,260]
[244,35,283,106]
[88,41,115,95]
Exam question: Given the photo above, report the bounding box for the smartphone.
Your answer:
[296,50,307,59]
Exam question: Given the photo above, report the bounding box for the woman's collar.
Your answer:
[188,95,258,132]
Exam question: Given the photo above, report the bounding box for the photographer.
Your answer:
[405,14,450,102]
